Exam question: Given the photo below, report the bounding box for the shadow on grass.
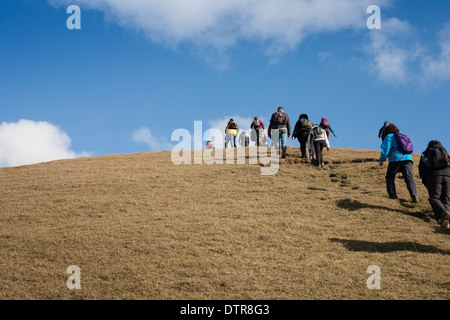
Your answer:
[329,238,450,255]
[308,187,327,192]
[433,226,450,236]
[336,199,432,222]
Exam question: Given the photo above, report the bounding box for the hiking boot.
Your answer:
[437,212,450,229]
[412,195,419,203]
[281,148,287,159]
[389,194,398,200]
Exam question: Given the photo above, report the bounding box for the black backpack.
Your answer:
[427,147,450,170]
[228,122,238,130]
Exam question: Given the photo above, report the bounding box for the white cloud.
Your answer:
[364,18,422,83]
[363,19,450,85]
[0,119,90,168]
[49,0,383,59]
[132,127,172,151]
[422,24,450,81]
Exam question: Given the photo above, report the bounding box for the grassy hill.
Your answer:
[0,147,448,300]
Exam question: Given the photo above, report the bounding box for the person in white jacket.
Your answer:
[307,125,330,167]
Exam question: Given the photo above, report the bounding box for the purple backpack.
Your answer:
[394,133,414,154]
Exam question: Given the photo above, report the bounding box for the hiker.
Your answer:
[225,118,239,148]
[206,140,215,150]
[250,117,265,146]
[307,124,330,167]
[378,121,391,139]
[292,114,313,158]
[268,106,291,158]
[379,123,419,203]
[239,130,250,147]
[319,117,337,139]
[418,140,450,228]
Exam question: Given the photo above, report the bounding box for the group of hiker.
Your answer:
[215,106,337,167]
[377,121,450,229]
[207,107,450,230]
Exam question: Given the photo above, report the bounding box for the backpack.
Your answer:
[394,133,414,154]
[312,126,326,141]
[427,147,450,170]
[275,112,286,126]
[300,118,313,130]
[228,122,238,130]
[320,118,330,129]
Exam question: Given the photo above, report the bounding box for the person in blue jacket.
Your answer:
[378,123,419,203]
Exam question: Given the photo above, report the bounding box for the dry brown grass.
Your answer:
[0,147,448,300]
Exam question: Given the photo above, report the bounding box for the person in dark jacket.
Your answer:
[378,121,391,139]
[268,106,291,158]
[379,123,419,202]
[419,140,450,228]
[292,114,313,158]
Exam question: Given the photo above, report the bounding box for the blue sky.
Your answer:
[0,0,449,167]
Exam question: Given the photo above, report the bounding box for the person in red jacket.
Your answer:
[250,117,265,147]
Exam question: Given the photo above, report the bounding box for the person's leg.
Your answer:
[298,137,304,157]
[442,176,450,213]
[427,175,446,220]
[400,161,418,200]
[225,134,229,148]
[280,129,287,158]
[233,134,236,148]
[256,130,260,147]
[299,131,308,158]
[313,141,323,166]
[279,129,287,149]
[386,162,400,198]
[319,140,326,165]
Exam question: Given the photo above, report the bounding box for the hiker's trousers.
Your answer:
[385,160,417,198]
[313,140,327,166]
[297,130,309,158]
[427,175,450,220]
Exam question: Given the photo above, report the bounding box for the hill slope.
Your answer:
[0,147,448,299]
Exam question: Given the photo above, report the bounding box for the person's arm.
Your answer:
[325,132,330,150]
[287,115,291,137]
[261,121,265,130]
[378,127,384,139]
[268,116,273,138]
[292,121,299,140]
[330,127,337,137]
[379,134,393,163]
[418,153,428,186]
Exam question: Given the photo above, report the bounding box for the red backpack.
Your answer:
[321,118,330,128]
